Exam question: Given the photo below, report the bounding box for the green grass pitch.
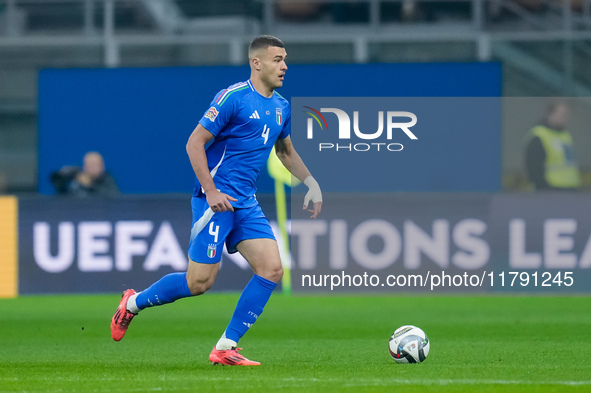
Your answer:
[0,294,590,392]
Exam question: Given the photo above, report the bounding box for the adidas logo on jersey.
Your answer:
[249,110,260,119]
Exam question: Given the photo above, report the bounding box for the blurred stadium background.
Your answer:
[1,0,591,193]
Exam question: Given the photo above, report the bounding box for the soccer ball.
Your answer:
[388,325,430,364]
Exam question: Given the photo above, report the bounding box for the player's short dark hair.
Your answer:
[249,35,284,54]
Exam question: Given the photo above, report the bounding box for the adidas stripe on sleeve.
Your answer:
[199,81,249,136]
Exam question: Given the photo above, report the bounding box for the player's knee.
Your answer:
[187,275,215,296]
[261,264,283,283]
[273,265,284,283]
[186,259,219,295]
[188,279,213,296]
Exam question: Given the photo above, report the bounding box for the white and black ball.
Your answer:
[388,325,430,364]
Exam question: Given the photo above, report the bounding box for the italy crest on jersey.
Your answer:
[207,244,217,258]
[276,108,283,125]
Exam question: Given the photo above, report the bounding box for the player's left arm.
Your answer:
[275,135,322,219]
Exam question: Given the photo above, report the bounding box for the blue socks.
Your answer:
[223,274,277,343]
[135,272,192,310]
[133,272,277,346]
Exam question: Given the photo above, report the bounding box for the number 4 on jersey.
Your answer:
[261,124,270,144]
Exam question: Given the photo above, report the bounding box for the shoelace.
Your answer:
[119,311,135,328]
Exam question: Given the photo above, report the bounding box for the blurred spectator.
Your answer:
[525,102,581,191]
[332,1,434,24]
[276,0,322,22]
[51,151,120,197]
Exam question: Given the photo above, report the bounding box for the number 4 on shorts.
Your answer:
[209,222,219,243]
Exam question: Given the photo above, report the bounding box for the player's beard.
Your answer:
[263,72,282,91]
[274,73,284,89]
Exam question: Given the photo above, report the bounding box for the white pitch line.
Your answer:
[106,377,591,386]
[341,378,591,387]
[3,377,591,393]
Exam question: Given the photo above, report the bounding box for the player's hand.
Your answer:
[206,189,237,213]
[303,176,322,219]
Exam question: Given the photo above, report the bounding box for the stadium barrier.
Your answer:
[37,63,501,195]
[0,196,18,298]
[11,193,591,296]
[17,195,275,295]
[290,192,591,294]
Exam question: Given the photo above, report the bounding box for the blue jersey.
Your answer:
[196,80,291,208]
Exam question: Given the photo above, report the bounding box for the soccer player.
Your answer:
[110,35,323,366]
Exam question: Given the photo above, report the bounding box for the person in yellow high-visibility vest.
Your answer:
[525,102,581,191]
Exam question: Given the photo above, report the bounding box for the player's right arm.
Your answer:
[186,124,237,212]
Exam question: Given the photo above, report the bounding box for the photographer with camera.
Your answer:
[50,151,119,197]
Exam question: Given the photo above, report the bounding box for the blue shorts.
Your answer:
[188,195,276,264]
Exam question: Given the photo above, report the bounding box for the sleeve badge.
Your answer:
[204,106,219,122]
